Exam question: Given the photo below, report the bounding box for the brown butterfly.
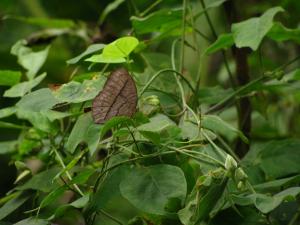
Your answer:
[92,68,138,124]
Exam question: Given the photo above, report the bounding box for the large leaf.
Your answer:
[120,164,187,215]
[16,88,61,112]
[11,40,50,80]
[256,139,300,178]
[4,73,46,98]
[232,6,284,50]
[0,193,30,220]
[0,70,22,86]
[88,165,130,213]
[66,113,102,154]
[53,76,105,103]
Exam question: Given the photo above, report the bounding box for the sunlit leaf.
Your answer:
[11,40,50,80]
[4,73,46,98]
[67,44,106,64]
[232,6,284,50]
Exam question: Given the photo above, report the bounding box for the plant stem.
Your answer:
[99,209,124,225]
[180,0,188,73]
[53,148,84,196]
[140,0,162,17]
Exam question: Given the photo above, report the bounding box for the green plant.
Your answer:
[0,0,300,225]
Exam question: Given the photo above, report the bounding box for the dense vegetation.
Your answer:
[1,0,300,224]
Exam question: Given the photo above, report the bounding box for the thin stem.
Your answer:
[165,145,224,167]
[53,148,84,196]
[202,131,226,161]
[125,124,142,156]
[199,0,217,38]
[140,0,162,17]
[99,209,124,225]
[180,0,188,73]
[139,68,195,97]
[199,0,236,87]
[217,136,240,162]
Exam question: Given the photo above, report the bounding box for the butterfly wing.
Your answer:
[92,68,137,124]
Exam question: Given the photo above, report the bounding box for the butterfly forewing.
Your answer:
[92,68,137,124]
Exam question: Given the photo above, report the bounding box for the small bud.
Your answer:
[144,95,160,106]
[235,167,248,181]
[274,70,285,80]
[237,181,245,190]
[225,154,237,171]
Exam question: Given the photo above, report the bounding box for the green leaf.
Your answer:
[17,88,61,112]
[14,218,49,225]
[0,141,17,154]
[253,175,300,191]
[53,76,105,103]
[16,110,57,133]
[67,44,106,64]
[66,113,102,154]
[202,115,248,143]
[99,0,125,25]
[232,6,284,50]
[257,139,300,178]
[11,40,50,79]
[88,166,129,213]
[178,176,227,225]
[267,22,300,44]
[4,73,47,98]
[0,121,24,129]
[205,33,234,54]
[41,110,71,122]
[86,36,139,64]
[12,16,75,29]
[0,193,30,220]
[120,164,187,215]
[17,167,60,192]
[233,187,300,214]
[0,70,22,86]
[70,194,89,208]
[137,114,175,144]
[0,107,17,119]
[85,54,126,64]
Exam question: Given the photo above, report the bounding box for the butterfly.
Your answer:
[92,68,137,124]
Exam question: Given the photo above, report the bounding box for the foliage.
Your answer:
[0,0,300,225]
